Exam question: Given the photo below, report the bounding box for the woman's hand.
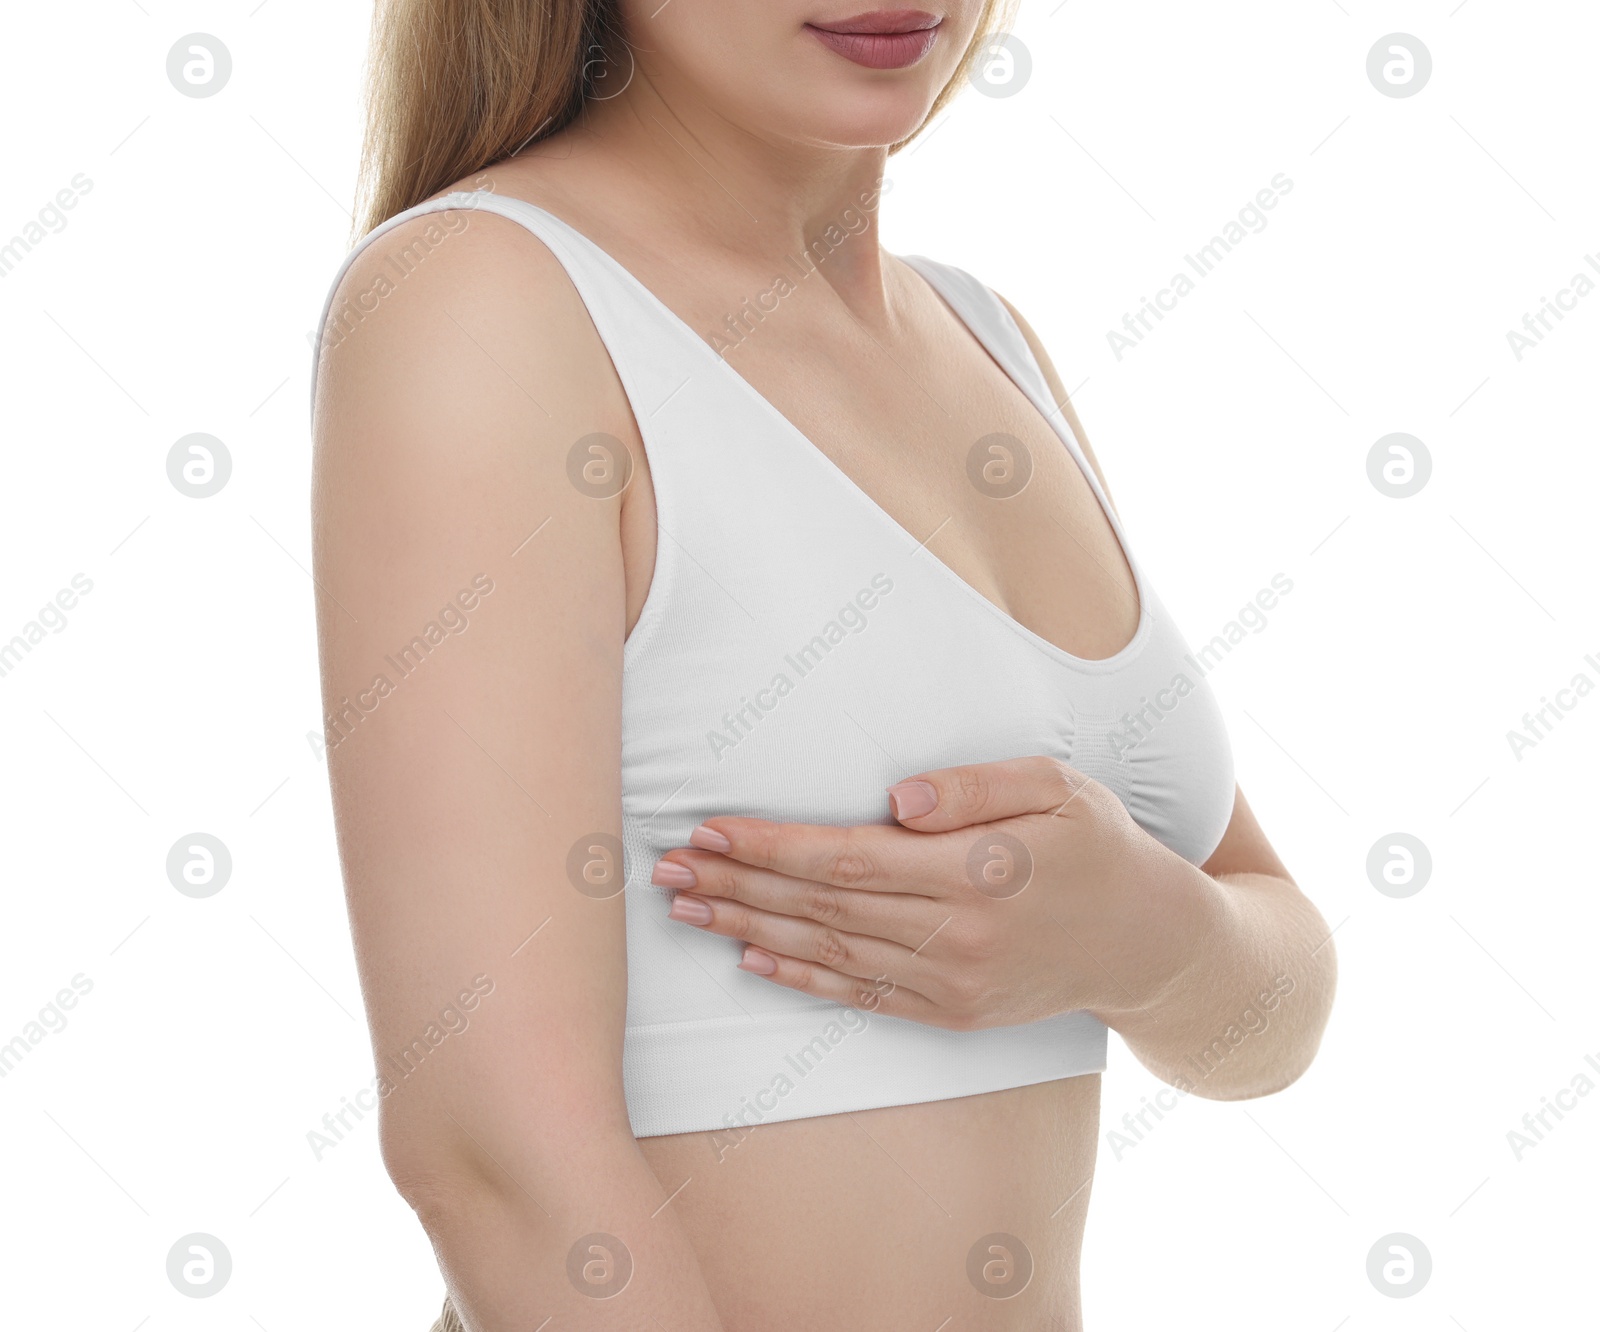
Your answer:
[650,756,1230,1032]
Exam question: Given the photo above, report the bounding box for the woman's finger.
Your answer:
[667,890,937,992]
[882,755,1102,832]
[653,852,944,950]
[733,946,955,1027]
[687,817,962,898]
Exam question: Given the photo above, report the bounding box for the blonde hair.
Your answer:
[354,0,1018,240]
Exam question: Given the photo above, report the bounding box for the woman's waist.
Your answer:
[637,1075,1101,1330]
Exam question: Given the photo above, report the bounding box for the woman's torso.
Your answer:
[410,149,1232,1328]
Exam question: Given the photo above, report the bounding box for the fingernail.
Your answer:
[886,780,938,820]
[668,894,713,925]
[689,824,732,853]
[652,859,697,889]
[739,946,777,975]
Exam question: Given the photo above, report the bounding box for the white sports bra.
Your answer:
[312,189,1236,1139]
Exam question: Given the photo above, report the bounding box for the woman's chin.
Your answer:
[773,99,940,151]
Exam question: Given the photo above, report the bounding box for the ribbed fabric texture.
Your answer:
[313,191,1236,1140]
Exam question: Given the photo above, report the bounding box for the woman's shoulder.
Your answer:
[309,165,640,630]
[319,192,570,353]
[311,167,626,439]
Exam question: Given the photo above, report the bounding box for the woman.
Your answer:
[310,2,1337,1327]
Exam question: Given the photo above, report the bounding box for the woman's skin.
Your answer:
[313,2,1335,1329]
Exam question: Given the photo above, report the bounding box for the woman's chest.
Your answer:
[619,261,1141,665]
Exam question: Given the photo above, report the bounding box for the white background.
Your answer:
[1,1,1595,1328]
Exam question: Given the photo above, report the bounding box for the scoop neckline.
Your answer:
[443,190,1155,674]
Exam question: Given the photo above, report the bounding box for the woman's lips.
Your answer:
[806,10,942,70]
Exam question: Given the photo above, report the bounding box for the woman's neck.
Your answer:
[574,65,896,321]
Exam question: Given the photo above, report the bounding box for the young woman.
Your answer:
[310,2,1336,1327]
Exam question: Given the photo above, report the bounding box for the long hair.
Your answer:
[354,0,1019,240]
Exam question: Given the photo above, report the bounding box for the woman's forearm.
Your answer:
[1100,866,1337,1101]
[402,1136,727,1331]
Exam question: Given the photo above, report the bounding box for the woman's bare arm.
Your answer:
[313,209,724,1330]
